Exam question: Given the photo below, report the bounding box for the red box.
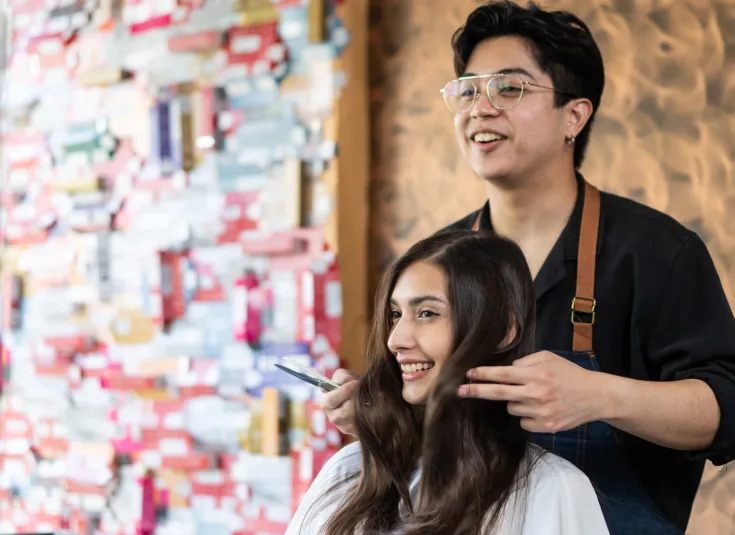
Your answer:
[218,191,260,244]
[168,30,222,53]
[226,22,286,76]
[160,251,188,325]
[291,446,339,513]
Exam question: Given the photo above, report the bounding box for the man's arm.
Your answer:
[460,351,721,451]
[637,232,735,462]
[596,375,720,450]
[460,351,724,451]
[461,233,735,461]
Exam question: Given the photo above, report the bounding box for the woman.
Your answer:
[287,230,609,535]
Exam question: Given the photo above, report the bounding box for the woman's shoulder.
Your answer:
[526,444,594,487]
[285,442,363,535]
[517,445,610,534]
[318,441,363,482]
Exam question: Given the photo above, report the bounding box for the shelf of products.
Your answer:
[0,0,369,534]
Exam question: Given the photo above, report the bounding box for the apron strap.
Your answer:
[471,212,482,231]
[571,181,600,352]
[471,181,601,352]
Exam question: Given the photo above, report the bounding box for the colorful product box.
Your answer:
[0,1,353,533]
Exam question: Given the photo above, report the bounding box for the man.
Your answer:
[321,2,735,534]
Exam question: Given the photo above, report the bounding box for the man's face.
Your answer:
[453,36,568,185]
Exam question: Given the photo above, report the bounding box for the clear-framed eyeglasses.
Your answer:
[440,73,574,114]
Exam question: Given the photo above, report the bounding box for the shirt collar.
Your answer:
[474,172,604,260]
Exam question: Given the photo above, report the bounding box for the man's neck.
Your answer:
[485,170,578,244]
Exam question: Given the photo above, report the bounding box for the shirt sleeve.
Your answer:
[642,232,735,465]
[285,442,362,535]
[519,461,610,535]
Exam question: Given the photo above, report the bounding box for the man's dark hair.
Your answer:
[452,1,605,169]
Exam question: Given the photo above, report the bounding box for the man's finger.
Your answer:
[457,382,528,401]
[321,379,358,411]
[331,407,350,428]
[513,351,554,367]
[520,417,563,434]
[520,417,543,433]
[467,365,534,385]
[332,368,359,385]
[506,401,536,417]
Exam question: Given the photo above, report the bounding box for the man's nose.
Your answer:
[471,86,500,118]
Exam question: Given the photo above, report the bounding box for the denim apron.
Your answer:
[474,182,682,535]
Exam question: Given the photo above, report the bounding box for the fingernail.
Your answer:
[466,369,475,379]
[458,385,468,397]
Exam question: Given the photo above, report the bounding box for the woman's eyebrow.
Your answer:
[390,295,446,307]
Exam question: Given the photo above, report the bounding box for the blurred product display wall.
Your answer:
[368,1,735,533]
[0,0,370,534]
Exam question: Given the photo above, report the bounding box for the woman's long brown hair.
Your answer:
[309,230,537,534]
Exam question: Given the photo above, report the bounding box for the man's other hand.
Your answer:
[320,368,360,437]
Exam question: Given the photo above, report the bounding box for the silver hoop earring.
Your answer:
[566,136,576,147]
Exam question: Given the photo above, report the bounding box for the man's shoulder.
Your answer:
[600,190,699,254]
[433,191,704,259]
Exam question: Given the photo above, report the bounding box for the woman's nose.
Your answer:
[387,317,416,354]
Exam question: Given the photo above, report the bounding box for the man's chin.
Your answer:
[475,165,516,186]
[469,155,505,177]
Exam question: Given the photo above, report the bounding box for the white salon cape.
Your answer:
[286,442,610,535]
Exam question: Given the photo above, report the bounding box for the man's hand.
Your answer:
[320,369,360,437]
[458,351,603,433]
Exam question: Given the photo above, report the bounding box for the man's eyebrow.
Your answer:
[496,67,536,80]
[461,67,537,81]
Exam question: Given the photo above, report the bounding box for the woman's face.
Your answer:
[387,261,454,404]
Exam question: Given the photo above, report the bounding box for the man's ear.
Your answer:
[566,98,594,140]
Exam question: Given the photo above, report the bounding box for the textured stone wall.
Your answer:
[368,1,735,532]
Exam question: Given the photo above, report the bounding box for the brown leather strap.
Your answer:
[571,181,600,352]
[471,181,601,352]
[472,211,482,231]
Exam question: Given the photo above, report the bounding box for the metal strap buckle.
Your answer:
[570,296,596,325]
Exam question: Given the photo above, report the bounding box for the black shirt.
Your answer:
[439,174,735,530]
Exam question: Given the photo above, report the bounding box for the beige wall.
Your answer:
[368,1,735,532]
